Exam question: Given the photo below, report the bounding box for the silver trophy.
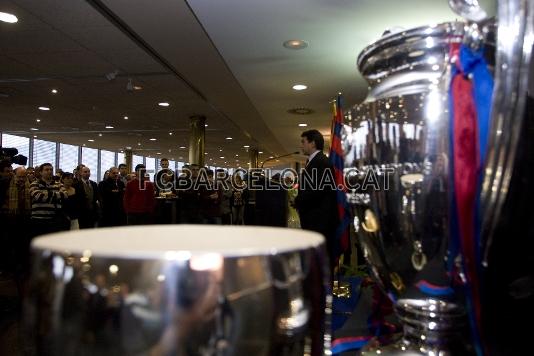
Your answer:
[343,0,533,354]
[24,226,331,356]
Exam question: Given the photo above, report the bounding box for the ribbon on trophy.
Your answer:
[448,41,493,356]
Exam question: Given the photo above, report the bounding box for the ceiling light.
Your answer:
[158,102,170,107]
[219,149,223,152]
[30,128,39,131]
[98,133,103,137]
[283,39,308,50]
[169,132,173,135]
[157,152,162,155]
[38,106,50,111]
[243,145,250,148]
[220,156,225,159]
[105,125,114,129]
[298,123,308,127]
[235,154,239,157]
[259,151,263,154]
[179,146,186,149]
[226,137,232,140]
[205,152,208,155]
[138,142,141,146]
[124,116,128,120]
[269,156,274,159]
[36,119,41,122]
[205,124,208,127]
[133,85,143,90]
[150,138,157,141]
[292,84,307,91]
[51,89,58,94]
[33,135,37,138]
[125,146,132,150]
[88,139,95,142]
[0,12,18,23]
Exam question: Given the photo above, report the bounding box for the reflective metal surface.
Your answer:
[24,226,330,356]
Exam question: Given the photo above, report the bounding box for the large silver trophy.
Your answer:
[343,0,533,354]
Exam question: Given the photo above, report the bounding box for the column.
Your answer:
[189,115,206,166]
[124,149,133,173]
[249,148,259,169]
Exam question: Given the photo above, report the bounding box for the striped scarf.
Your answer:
[8,177,31,215]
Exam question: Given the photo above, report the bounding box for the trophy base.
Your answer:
[360,299,475,355]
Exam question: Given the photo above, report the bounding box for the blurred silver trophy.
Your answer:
[343,0,533,354]
[25,226,331,356]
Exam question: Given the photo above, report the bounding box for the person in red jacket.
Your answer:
[123,164,155,225]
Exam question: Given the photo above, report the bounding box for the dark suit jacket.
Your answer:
[74,179,100,226]
[295,151,338,252]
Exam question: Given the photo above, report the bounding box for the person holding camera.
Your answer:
[29,163,69,237]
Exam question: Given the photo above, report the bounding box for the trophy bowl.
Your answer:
[24,225,330,356]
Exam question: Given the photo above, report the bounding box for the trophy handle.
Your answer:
[448,0,489,22]
[480,0,534,264]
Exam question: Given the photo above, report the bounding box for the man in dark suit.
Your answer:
[76,166,100,228]
[295,129,338,275]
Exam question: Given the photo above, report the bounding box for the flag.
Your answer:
[329,94,351,260]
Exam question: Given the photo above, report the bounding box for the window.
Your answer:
[168,160,176,172]
[132,155,144,169]
[117,152,125,166]
[59,143,79,173]
[100,150,116,181]
[1,134,30,168]
[145,157,156,181]
[81,147,98,180]
[33,139,56,169]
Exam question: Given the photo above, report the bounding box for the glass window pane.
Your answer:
[100,150,116,180]
[59,143,79,173]
[81,147,98,180]
[169,160,176,171]
[117,152,125,166]
[1,134,30,168]
[145,157,156,181]
[33,139,56,169]
[132,155,143,169]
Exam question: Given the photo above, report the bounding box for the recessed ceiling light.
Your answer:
[219,149,223,152]
[83,144,86,146]
[105,125,114,129]
[169,132,173,135]
[138,142,142,146]
[220,156,225,159]
[226,137,232,140]
[283,39,308,50]
[125,146,132,150]
[33,135,37,138]
[269,156,274,159]
[98,133,103,137]
[209,158,213,161]
[30,127,39,131]
[259,151,263,154]
[0,12,18,23]
[235,154,239,157]
[158,102,170,107]
[38,106,50,111]
[205,124,208,127]
[179,146,186,149]
[124,116,128,120]
[36,119,41,122]
[88,139,94,142]
[205,152,208,155]
[150,138,157,141]
[133,85,143,90]
[51,89,58,94]
[243,145,250,148]
[292,84,307,91]
[157,152,162,155]
[298,123,308,127]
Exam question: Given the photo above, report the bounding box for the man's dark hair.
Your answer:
[39,163,53,170]
[160,158,169,162]
[118,163,127,169]
[0,160,12,173]
[301,129,324,151]
[135,164,146,172]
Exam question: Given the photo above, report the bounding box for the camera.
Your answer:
[0,146,28,166]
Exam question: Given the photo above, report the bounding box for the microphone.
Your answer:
[260,151,300,168]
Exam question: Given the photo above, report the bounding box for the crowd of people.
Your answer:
[0,158,249,277]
